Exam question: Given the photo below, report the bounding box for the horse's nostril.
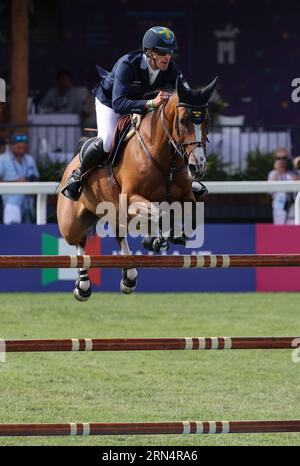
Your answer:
[188,164,196,174]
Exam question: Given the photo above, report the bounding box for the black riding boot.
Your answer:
[61,137,108,201]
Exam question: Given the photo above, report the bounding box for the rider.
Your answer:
[62,26,206,201]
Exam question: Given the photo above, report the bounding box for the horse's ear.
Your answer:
[176,74,190,102]
[200,76,219,104]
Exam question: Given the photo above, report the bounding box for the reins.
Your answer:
[132,97,208,200]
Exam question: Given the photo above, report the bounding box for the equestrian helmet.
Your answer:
[142,26,177,53]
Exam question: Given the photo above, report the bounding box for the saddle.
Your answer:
[109,113,142,166]
[82,114,142,168]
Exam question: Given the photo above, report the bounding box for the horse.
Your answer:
[57,76,218,301]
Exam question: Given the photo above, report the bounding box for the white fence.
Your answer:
[0,181,300,225]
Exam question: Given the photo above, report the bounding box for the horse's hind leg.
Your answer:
[73,241,92,302]
[117,236,138,294]
[57,194,96,301]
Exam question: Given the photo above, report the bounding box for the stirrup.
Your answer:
[61,170,83,201]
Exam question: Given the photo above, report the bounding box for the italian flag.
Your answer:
[42,233,101,286]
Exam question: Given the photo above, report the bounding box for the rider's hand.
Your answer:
[147,91,170,109]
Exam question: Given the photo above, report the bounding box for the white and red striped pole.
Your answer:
[0,254,299,268]
[0,420,299,436]
[0,336,299,352]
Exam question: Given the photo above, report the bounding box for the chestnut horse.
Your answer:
[57,76,218,300]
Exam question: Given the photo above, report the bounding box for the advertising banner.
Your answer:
[1,224,300,292]
[0,224,256,292]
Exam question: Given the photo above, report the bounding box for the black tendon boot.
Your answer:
[192,180,208,201]
[61,137,108,201]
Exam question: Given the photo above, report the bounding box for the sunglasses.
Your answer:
[14,135,28,142]
[152,49,174,57]
[276,156,288,161]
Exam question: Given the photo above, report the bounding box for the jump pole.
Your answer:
[0,420,299,436]
[0,254,300,268]
[1,336,299,352]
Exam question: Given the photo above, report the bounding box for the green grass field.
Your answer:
[0,291,299,446]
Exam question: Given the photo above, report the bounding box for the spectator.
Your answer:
[268,148,298,224]
[39,70,83,114]
[0,133,39,224]
[293,156,300,176]
[0,137,8,155]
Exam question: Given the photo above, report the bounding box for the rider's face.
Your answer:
[149,50,173,71]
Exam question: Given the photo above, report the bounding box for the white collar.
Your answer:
[141,54,160,75]
[140,53,148,70]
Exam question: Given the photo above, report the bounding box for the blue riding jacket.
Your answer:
[92,50,182,115]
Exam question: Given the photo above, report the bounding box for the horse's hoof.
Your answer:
[142,236,169,253]
[152,237,169,253]
[142,236,155,251]
[169,232,188,246]
[120,275,137,294]
[169,236,186,245]
[73,285,92,302]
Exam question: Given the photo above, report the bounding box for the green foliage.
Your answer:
[37,156,67,182]
[203,153,230,180]
[243,148,274,181]
[209,99,228,124]
[203,149,274,181]
[203,153,244,181]
[36,149,274,183]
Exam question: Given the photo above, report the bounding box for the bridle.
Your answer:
[160,100,208,163]
[132,96,209,199]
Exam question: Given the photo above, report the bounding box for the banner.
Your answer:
[0,224,299,292]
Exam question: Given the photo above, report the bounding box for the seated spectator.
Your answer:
[39,70,83,114]
[0,133,39,224]
[268,148,298,224]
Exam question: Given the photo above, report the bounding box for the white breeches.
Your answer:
[95,99,121,153]
[3,204,22,224]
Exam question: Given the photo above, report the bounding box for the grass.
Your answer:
[0,291,299,446]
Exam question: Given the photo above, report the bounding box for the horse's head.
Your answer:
[172,75,218,181]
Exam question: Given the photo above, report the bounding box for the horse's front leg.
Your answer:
[169,193,204,248]
[127,194,169,253]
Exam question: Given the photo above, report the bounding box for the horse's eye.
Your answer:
[180,118,188,127]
